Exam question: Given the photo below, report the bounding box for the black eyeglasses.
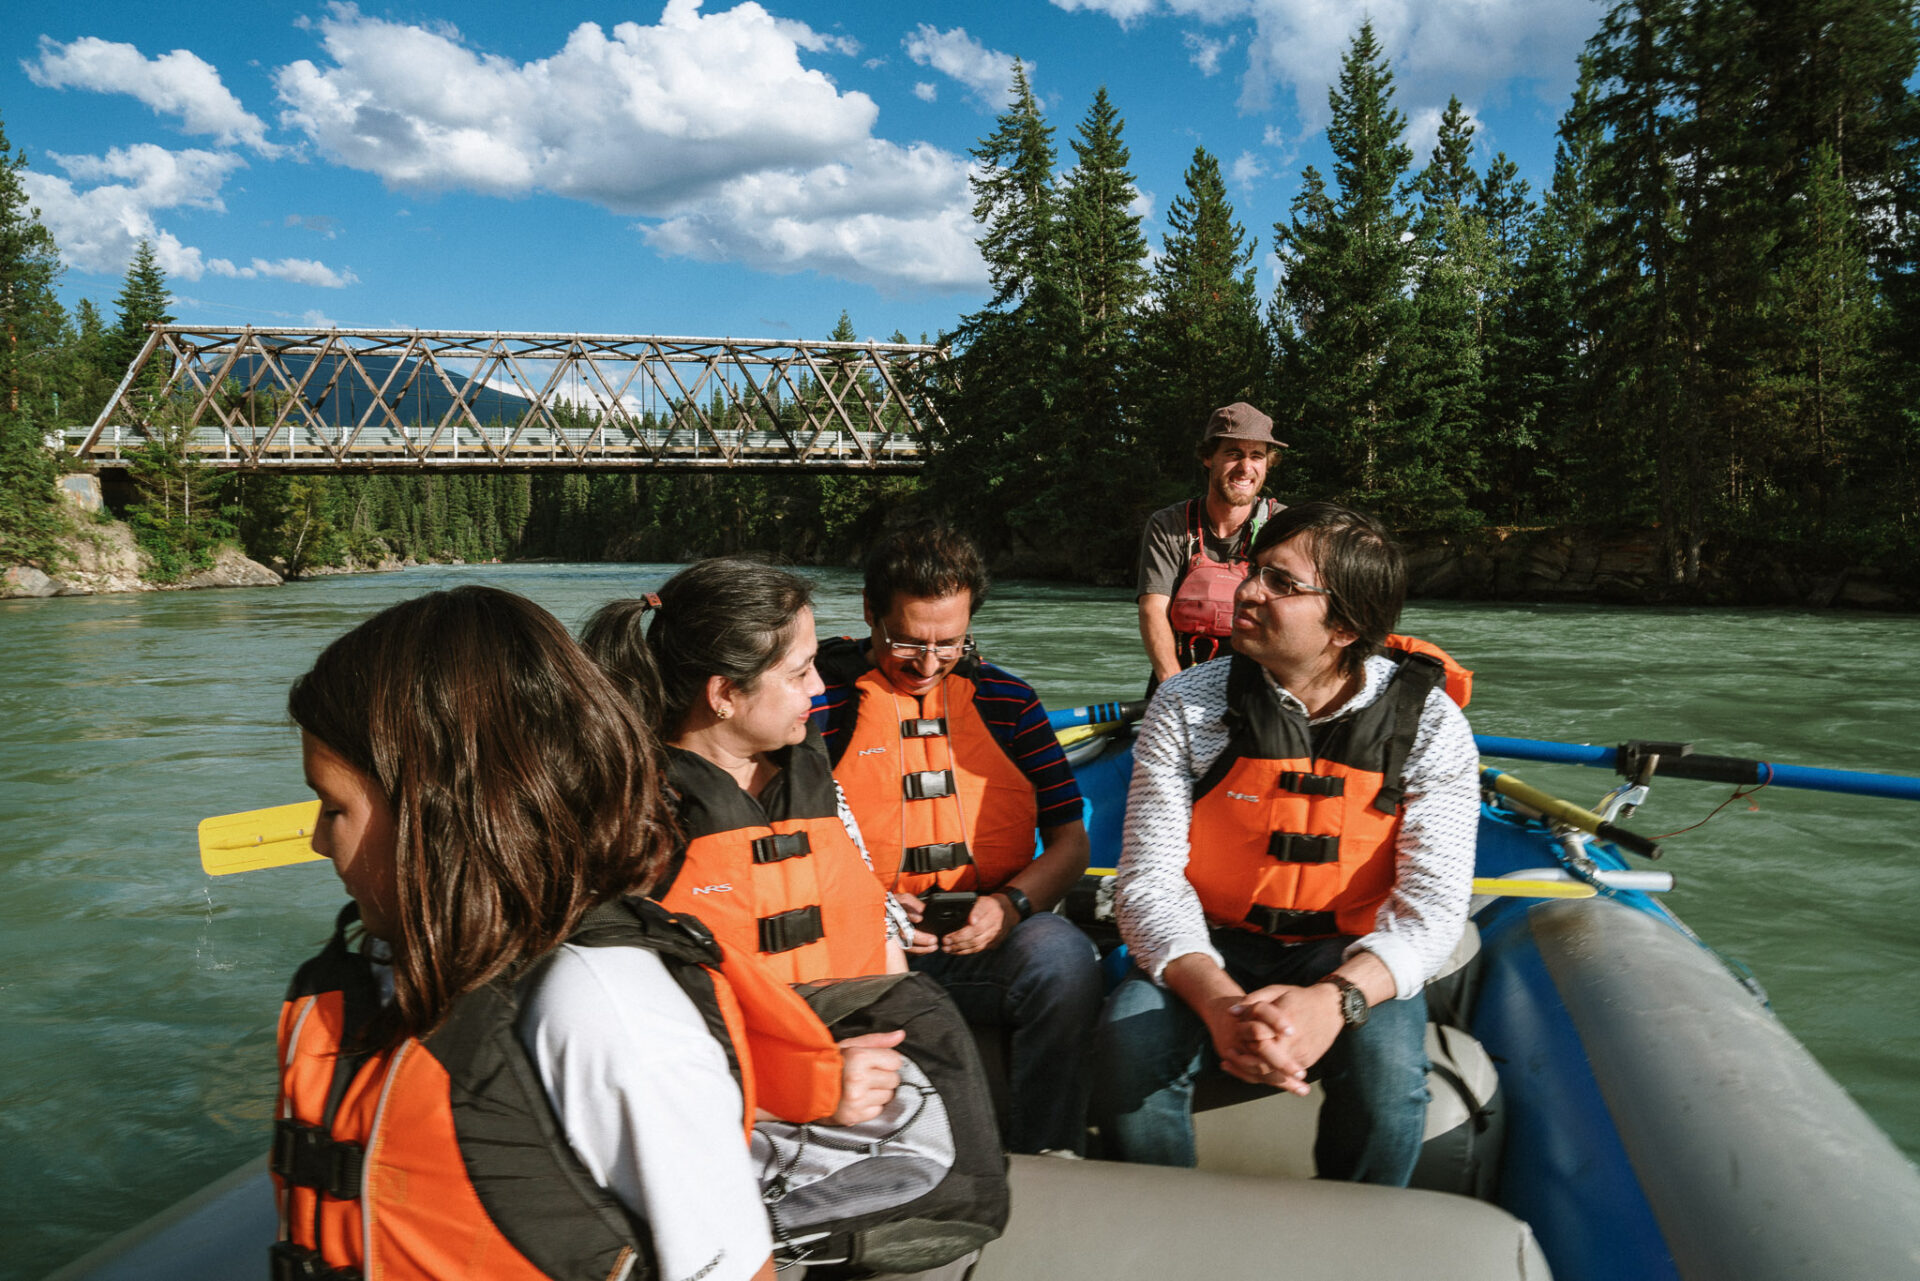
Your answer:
[1246,565,1335,601]
[878,620,976,661]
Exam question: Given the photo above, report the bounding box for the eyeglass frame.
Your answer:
[1243,564,1336,602]
[876,619,976,663]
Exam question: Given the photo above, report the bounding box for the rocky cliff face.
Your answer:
[1,519,283,598]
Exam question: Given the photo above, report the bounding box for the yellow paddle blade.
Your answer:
[1056,719,1124,748]
[1472,876,1597,899]
[198,800,324,876]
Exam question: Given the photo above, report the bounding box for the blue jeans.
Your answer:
[1089,932,1430,1184]
[910,912,1103,1155]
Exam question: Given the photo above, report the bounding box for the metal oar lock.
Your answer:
[1477,766,1677,898]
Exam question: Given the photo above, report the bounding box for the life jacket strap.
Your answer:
[269,1241,362,1281]
[1266,832,1340,864]
[271,1119,364,1200]
[903,769,957,800]
[901,717,948,738]
[1276,770,1345,797]
[902,841,973,875]
[1244,905,1339,938]
[752,831,813,864]
[758,905,826,954]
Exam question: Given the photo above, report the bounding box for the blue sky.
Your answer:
[3,0,1601,346]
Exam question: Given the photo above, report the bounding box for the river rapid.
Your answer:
[2,563,1915,1278]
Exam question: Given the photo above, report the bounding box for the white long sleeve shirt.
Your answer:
[1114,652,1480,1000]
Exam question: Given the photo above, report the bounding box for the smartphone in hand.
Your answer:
[917,890,978,938]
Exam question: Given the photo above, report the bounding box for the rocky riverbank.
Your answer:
[1,518,283,598]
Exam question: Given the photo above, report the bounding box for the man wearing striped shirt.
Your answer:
[813,524,1101,1155]
[1092,502,1478,1184]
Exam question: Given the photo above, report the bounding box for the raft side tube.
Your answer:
[1532,898,1920,1281]
[43,1155,273,1281]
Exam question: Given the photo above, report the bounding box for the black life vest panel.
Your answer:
[272,897,749,1281]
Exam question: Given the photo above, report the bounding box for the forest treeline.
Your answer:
[4,0,1918,590]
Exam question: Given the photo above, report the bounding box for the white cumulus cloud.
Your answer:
[209,257,359,288]
[271,0,984,289]
[914,82,939,103]
[20,145,240,279]
[25,35,282,156]
[1184,31,1236,76]
[902,25,1024,110]
[1230,150,1267,185]
[19,144,354,288]
[1050,0,1590,126]
[643,139,981,291]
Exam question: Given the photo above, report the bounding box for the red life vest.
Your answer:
[1167,497,1281,669]
[655,731,891,987]
[1185,640,1471,940]
[271,897,819,1281]
[828,655,1039,897]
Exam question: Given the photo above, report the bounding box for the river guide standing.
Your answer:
[1136,402,1286,687]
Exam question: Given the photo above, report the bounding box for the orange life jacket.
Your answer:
[1185,640,1471,941]
[828,655,1039,897]
[271,896,826,1281]
[655,731,890,986]
[1167,497,1282,668]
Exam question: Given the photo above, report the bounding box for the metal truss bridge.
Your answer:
[71,326,950,473]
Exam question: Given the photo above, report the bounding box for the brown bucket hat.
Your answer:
[1201,402,1287,448]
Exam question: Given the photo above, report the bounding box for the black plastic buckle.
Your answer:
[1276,770,1345,797]
[271,1119,364,1199]
[1244,905,1338,938]
[902,769,956,800]
[758,905,825,954]
[751,831,812,864]
[901,717,948,738]
[1266,832,1340,865]
[269,1242,362,1281]
[902,841,973,874]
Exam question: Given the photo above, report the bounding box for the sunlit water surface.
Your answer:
[2,565,1914,1277]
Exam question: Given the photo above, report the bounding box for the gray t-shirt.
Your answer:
[1135,497,1283,599]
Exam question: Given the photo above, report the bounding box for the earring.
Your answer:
[718,706,732,720]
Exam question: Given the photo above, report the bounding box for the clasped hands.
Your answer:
[1203,982,1344,1096]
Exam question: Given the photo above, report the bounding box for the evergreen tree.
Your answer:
[929,59,1065,555]
[107,239,174,402]
[1573,0,1689,563]
[1768,142,1876,543]
[969,60,1057,310]
[1132,146,1268,491]
[1048,86,1150,562]
[0,111,68,567]
[1271,23,1425,520]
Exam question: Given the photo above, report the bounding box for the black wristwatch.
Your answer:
[1319,973,1369,1027]
[999,887,1035,922]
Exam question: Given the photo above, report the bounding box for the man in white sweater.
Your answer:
[1092,501,1477,1185]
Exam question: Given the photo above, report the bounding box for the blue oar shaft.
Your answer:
[1475,735,1920,803]
[1049,701,1148,731]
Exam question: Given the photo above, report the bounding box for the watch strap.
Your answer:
[1000,886,1035,922]
[1320,973,1368,1026]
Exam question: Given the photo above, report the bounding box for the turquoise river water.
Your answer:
[2,563,1915,1278]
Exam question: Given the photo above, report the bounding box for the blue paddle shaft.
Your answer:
[1475,735,1920,803]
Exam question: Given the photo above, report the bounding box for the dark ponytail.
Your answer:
[583,560,815,737]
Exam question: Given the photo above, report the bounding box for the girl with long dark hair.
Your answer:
[279,585,779,1281]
